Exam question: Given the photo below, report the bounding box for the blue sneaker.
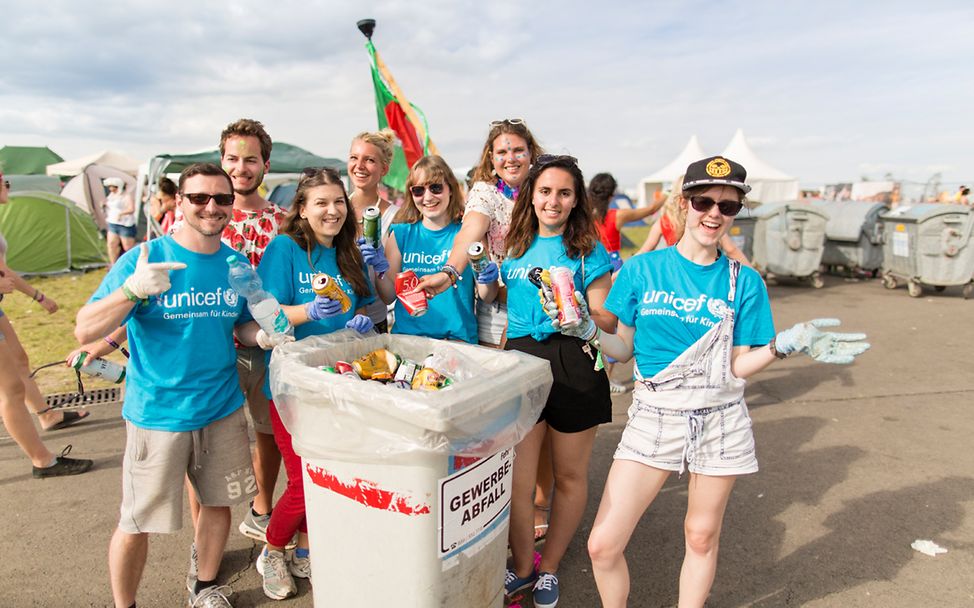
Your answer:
[504,567,537,596]
[533,571,559,608]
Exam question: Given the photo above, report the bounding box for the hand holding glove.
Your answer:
[123,244,187,299]
[544,289,598,341]
[356,237,390,275]
[305,295,344,321]
[345,314,375,334]
[774,318,870,364]
[255,329,296,350]
[476,262,499,284]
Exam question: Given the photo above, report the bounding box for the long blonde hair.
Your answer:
[661,174,687,236]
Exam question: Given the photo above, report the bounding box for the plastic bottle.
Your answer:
[70,352,126,383]
[226,256,294,337]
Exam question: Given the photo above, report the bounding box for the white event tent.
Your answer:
[46,150,141,177]
[721,129,798,203]
[636,135,706,209]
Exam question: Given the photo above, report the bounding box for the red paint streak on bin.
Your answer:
[306,463,431,516]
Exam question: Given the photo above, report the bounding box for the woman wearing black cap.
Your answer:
[546,156,870,607]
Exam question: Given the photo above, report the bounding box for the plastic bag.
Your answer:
[269,330,552,463]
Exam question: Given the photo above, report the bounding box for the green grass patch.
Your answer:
[7,269,122,394]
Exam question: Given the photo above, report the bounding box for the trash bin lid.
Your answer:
[809,199,890,241]
[881,203,970,223]
[750,200,829,221]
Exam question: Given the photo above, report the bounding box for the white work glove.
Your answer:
[123,244,187,299]
[544,289,597,341]
[255,329,295,351]
[774,318,870,364]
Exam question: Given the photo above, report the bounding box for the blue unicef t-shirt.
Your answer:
[502,235,613,341]
[257,235,375,398]
[389,221,477,343]
[605,247,775,378]
[89,236,250,432]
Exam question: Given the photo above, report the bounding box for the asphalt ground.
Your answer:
[2,274,972,607]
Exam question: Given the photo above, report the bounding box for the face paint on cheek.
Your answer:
[514,152,527,160]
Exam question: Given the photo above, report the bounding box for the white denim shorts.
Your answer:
[476,299,507,346]
[614,396,758,477]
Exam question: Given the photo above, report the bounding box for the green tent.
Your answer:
[0,191,108,274]
[147,141,345,185]
[0,146,64,175]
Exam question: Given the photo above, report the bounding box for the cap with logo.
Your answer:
[682,156,751,195]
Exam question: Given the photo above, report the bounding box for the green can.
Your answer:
[363,206,381,248]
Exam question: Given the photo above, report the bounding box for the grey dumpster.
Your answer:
[810,199,889,276]
[750,201,829,288]
[879,203,974,298]
[726,213,757,262]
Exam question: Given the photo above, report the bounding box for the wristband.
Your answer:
[440,265,461,288]
[769,337,788,359]
[121,284,145,304]
[37,292,45,303]
[32,288,41,301]
[104,336,131,359]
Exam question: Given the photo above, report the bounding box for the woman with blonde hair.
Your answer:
[348,129,402,332]
[637,175,750,265]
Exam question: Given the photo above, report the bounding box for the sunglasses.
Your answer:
[689,196,744,217]
[182,192,234,206]
[489,118,525,128]
[409,183,444,198]
[535,154,578,167]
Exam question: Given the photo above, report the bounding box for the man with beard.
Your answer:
[76,163,255,608]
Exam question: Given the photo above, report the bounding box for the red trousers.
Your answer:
[265,400,307,547]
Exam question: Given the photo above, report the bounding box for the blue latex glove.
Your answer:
[356,237,390,275]
[476,262,499,284]
[305,296,343,321]
[544,289,597,341]
[775,318,870,364]
[345,314,374,334]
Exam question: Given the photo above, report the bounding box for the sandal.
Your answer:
[41,409,91,432]
[534,505,550,542]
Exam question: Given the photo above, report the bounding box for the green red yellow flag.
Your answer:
[364,39,437,191]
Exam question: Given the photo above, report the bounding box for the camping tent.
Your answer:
[138,142,347,235]
[721,129,799,203]
[637,135,707,208]
[0,192,108,274]
[0,146,63,175]
[60,165,137,230]
[47,150,141,177]
[6,174,62,194]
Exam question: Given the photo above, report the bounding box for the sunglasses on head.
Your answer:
[535,154,578,168]
[409,183,444,198]
[489,118,526,128]
[182,192,234,206]
[689,196,744,217]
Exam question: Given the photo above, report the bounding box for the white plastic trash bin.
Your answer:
[269,331,552,607]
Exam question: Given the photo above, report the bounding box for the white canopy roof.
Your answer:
[720,129,798,202]
[637,135,706,208]
[46,150,141,177]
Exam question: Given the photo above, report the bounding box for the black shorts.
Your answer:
[506,333,612,433]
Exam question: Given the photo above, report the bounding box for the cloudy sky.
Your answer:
[1,0,971,194]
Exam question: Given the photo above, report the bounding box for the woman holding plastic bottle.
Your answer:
[495,154,615,608]
[366,155,498,342]
[545,156,869,607]
[238,167,376,601]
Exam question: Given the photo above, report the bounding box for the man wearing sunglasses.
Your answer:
[76,163,255,608]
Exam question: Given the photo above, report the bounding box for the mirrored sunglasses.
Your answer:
[182,192,234,206]
[489,118,526,128]
[409,183,445,198]
[535,154,578,167]
[689,196,744,217]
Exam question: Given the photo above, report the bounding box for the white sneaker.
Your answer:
[257,547,297,600]
[609,381,627,394]
[188,584,233,608]
[288,550,311,580]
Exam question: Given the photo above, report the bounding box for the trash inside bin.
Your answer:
[749,201,829,287]
[270,331,552,607]
[810,199,889,275]
[879,203,974,298]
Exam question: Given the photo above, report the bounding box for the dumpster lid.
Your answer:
[809,199,889,241]
[749,200,830,220]
[881,203,971,223]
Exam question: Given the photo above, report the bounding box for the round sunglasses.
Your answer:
[689,195,744,217]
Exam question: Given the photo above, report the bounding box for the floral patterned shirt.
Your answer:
[464,181,515,265]
[171,203,286,266]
